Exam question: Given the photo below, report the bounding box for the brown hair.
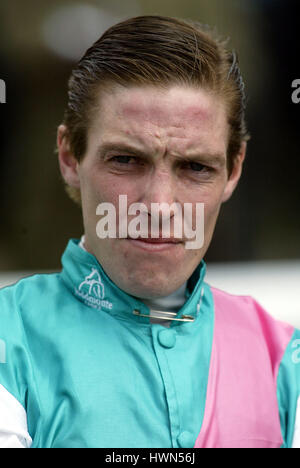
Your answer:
[60,15,250,204]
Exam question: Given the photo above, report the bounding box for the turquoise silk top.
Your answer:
[0,239,299,448]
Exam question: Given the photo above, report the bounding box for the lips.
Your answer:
[127,237,182,244]
[126,236,183,252]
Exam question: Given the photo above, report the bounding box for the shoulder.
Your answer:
[208,284,295,369]
[210,284,294,334]
[0,270,65,334]
[0,272,64,306]
[0,272,65,345]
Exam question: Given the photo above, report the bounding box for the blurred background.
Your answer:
[0,0,299,325]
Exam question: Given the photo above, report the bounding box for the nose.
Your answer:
[136,168,181,238]
[141,167,177,211]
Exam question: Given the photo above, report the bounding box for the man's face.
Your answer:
[59,85,244,298]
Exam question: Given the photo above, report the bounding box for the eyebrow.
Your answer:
[96,142,150,160]
[96,141,226,167]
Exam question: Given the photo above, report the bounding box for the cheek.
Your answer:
[202,199,223,244]
[81,169,144,228]
[81,170,120,204]
[181,185,224,219]
[189,189,224,242]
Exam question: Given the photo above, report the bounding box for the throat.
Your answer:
[142,282,187,327]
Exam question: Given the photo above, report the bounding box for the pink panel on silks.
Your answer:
[194,287,294,448]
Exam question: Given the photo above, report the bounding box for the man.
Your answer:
[0,15,299,448]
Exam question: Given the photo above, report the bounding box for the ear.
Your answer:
[57,124,81,189]
[221,141,247,203]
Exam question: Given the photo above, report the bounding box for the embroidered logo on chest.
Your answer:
[75,268,113,311]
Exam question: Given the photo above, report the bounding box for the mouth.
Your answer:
[129,236,181,243]
[126,237,183,251]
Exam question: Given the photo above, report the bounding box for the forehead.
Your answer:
[89,85,228,155]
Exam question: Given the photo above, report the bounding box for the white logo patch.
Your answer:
[75,268,113,311]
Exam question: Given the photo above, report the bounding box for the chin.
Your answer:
[120,275,184,299]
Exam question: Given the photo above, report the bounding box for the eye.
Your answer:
[181,161,207,172]
[110,155,136,164]
[189,161,206,172]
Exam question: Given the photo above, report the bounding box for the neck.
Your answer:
[78,234,188,325]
